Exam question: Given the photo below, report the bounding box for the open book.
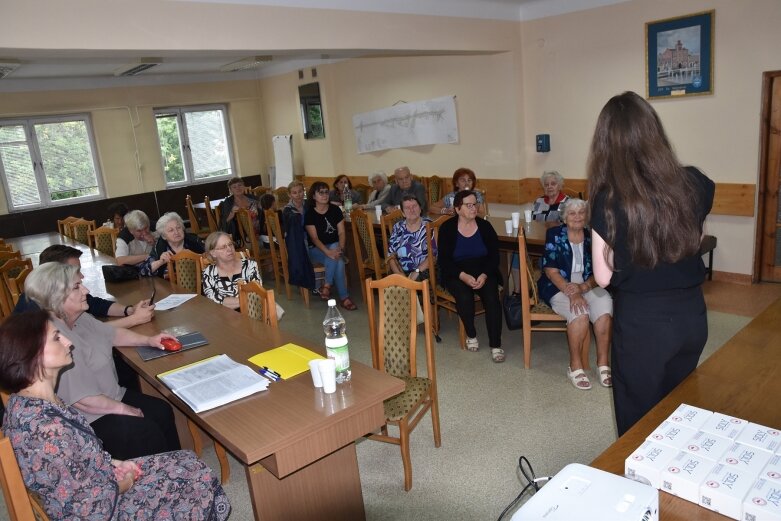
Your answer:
[157,354,269,413]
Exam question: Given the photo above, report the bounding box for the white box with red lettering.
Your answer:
[685,431,733,462]
[762,455,781,485]
[700,412,747,441]
[720,443,773,477]
[666,403,712,430]
[625,440,678,489]
[660,450,716,503]
[735,423,781,454]
[741,478,781,521]
[647,421,698,451]
[699,464,756,520]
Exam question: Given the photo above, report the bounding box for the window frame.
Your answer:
[0,113,105,212]
[153,104,236,188]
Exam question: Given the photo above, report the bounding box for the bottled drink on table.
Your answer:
[323,299,351,383]
[343,185,353,213]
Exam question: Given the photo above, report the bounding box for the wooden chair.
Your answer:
[250,186,271,198]
[185,195,211,239]
[562,187,584,199]
[365,274,441,491]
[273,187,290,206]
[380,208,404,260]
[235,208,273,274]
[239,280,279,328]
[349,209,386,302]
[517,226,588,369]
[475,188,490,216]
[427,175,444,207]
[166,249,203,294]
[68,219,96,245]
[5,265,31,307]
[0,433,50,521]
[56,216,80,237]
[0,243,14,252]
[425,216,483,348]
[353,183,371,204]
[88,226,119,257]
[264,209,322,306]
[0,250,22,267]
[0,259,33,317]
[203,196,220,233]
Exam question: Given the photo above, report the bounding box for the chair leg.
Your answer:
[430,395,442,448]
[214,441,231,484]
[300,286,310,308]
[523,323,532,369]
[284,278,292,300]
[458,320,466,350]
[186,419,203,456]
[399,419,413,491]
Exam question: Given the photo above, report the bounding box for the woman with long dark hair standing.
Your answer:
[588,91,715,436]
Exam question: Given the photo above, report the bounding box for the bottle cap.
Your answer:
[327,299,336,306]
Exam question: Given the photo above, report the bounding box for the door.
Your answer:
[756,71,781,282]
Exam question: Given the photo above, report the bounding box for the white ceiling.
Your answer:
[0,0,629,91]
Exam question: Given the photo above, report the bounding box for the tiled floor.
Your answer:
[703,280,781,317]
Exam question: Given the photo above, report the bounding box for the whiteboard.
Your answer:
[353,96,459,154]
[272,135,293,188]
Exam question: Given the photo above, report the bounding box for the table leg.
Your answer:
[246,443,366,521]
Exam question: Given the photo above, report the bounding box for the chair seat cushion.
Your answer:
[384,375,431,421]
[531,301,558,315]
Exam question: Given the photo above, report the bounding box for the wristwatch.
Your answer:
[415,268,420,273]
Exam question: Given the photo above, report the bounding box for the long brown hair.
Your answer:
[587,91,701,269]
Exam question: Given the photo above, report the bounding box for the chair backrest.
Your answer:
[273,187,290,206]
[353,183,371,204]
[250,186,271,198]
[427,175,443,206]
[0,259,33,316]
[517,226,541,307]
[349,209,382,277]
[239,281,278,327]
[56,216,80,237]
[475,188,490,216]
[264,209,289,279]
[0,433,44,521]
[0,244,14,252]
[166,249,203,294]
[0,251,22,266]
[185,195,205,234]
[88,226,118,257]
[69,219,96,244]
[203,196,219,233]
[562,187,584,200]
[235,208,262,262]
[5,266,31,307]
[424,216,452,293]
[380,209,404,258]
[365,274,435,382]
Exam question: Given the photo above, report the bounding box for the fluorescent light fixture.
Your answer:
[0,59,21,79]
[113,58,162,77]
[220,55,272,73]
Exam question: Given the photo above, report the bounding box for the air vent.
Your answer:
[113,58,162,77]
[0,60,21,79]
[220,55,272,73]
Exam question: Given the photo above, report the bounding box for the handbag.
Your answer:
[502,265,523,330]
[102,264,140,283]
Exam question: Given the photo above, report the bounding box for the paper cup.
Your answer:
[511,212,520,228]
[504,220,513,234]
[309,359,323,388]
[524,209,533,222]
[375,205,383,221]
[318,359,337,394]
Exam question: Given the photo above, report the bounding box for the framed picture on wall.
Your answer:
[646,10,714,99]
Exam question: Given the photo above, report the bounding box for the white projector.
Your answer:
[511,463,659,521]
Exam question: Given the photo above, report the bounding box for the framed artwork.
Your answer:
[646,10,714,99]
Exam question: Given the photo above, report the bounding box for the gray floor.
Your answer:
[0,281,750,520]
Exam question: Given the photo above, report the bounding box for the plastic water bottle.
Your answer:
[343,185,353,213]
[323,299,351,383]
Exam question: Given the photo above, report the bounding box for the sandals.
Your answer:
[465,337,479,352]
[339,297,358,311]
[491,348,505,363]
[319,285,331,300]
[597,365,612,387]
[567,367,592,390]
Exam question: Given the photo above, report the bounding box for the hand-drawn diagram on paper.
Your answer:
[353,96,458,154]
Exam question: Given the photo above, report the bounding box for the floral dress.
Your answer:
[2,395,231,521]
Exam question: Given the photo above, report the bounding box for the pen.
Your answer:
[261,366,282,379]
[257,368,279,382]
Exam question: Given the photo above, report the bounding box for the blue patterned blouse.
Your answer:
[537,224,593,304]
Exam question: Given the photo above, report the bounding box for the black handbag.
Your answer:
[102,264,140,283]
[502,291,522,330]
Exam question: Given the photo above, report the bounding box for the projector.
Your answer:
[511,463,659,521]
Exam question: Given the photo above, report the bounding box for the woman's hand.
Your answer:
[569,293,589,315]
[325,247,342,260]
[158,250,173,263]
[149,332,177,350]
[473,273,487,289]
[563,282,581,297]
[227,205,240,221]
[112,459,143,492]
[408,270,419,281]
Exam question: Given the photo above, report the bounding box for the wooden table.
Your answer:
[590,297,781,520]
[109,279,404,521]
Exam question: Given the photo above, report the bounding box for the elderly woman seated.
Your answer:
[387,195,435,281]
[140,211,205,278]
[532,170,570,222]
[537,199,613,390]
[430,167,486,218]
[329,174,363,207]
[359,171,392,210]
[22,262,182,458]
[0,311,231,520]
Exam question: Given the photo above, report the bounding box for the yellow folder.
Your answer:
[248,343,325,379]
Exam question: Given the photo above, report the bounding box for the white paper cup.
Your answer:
[317,359,337,394]
[524,209,533,222]
[375,205,383,221]
[511,212,520,228]
[309,359,323,388]
[504,220,513,234]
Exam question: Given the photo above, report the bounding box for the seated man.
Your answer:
[13,245,153,329]
[382,166,428,214]
[115,209,156,266]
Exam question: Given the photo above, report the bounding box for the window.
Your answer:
[0,115,104,210]
[154,105,235,186]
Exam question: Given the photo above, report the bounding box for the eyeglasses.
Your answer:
[214,243,235,251]
[316,189,330,195]
[461,202,477,209]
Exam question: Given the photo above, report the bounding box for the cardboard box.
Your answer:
[700,412,748,441]
[735,423,781,454]
[741,478,781,521]
[666,403,712,430]
[647,421,698,451]
[686,430,733,462]
[720,443,773,477]
[625,440,679,489]
[700,464,755,520]
[661,450,716,503]
[762,455,781,485]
